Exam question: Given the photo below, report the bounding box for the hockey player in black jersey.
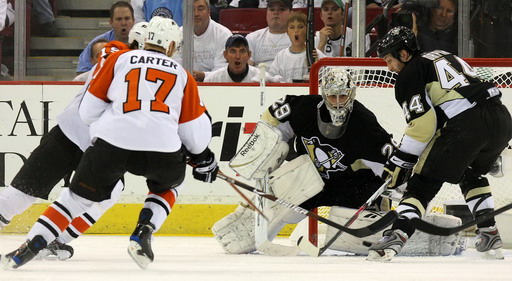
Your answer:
[211,68,401,255]
[367,26,512,261]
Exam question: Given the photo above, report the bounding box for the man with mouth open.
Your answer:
[76,1,135,74]
[204,34,262,83]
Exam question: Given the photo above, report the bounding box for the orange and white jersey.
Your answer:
[80,49,211,153]
[57,41,130,152]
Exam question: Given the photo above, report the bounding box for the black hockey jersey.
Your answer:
[394,50,501,157]
[262,94,394,208]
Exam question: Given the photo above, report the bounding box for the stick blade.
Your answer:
[410,202,512,236]
[297,236,321,257]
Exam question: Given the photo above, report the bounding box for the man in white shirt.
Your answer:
[315,0,369,57]
[174,0,232,82]
[246,0,292,66]
[205,34,260,83]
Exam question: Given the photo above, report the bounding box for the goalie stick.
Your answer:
[216,172,398,238]
[217,170,267,220]
[410,202,512,236]
[297,178,391,256]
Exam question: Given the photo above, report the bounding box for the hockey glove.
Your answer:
[381,149,418,189]
[190,148,219,183]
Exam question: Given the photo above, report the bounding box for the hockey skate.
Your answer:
[367,229,408,262]
[475,225,504,260]
[36,240,74,260]
[3,235,47,269]
[0,213,10,229]
[128,224,154,269]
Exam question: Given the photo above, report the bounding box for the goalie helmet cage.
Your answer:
[306,57,512,246]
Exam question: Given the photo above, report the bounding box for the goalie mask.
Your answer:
[317,68,356,139]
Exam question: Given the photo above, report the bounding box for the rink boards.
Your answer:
[0,82,510,236]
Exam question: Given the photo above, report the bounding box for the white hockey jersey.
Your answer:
[58,41,131,152]
[80,49,211,154]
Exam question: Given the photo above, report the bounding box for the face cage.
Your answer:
[321,88,355,126]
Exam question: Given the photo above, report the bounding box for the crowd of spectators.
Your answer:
[0,0,510,82]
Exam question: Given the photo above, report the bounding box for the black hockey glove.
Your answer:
[190,148,219,183]
[381,149,418,189]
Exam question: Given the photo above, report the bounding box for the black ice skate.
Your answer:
[36,240,74,260]
[3,235,47,269]
[128,224,155,269]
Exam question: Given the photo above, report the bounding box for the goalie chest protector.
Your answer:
[268,95,392,186]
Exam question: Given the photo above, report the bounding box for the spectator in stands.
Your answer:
[73,39,109,82]
[174,0,232,82]
[131,0,183,26]
[414,0,458,55]
[205,34,281,82]
[269,11,324,82]
[33,0,58,37]
[0,0,14,31]
[205,34,256,82]
[76,1,134,74]
[316,0,370,57]
[246,0,292,67]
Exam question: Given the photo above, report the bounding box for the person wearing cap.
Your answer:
[315,0,370,57]
[173,0,232,82]
[246,0,292,67]
[204,35,261,82]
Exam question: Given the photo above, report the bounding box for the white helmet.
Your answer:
[128,21,148,50]
[317,68,356,139]
[145,16,182,55]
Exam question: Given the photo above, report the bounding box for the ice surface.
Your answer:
[1,235,512,281]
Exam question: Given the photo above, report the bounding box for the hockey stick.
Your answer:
[409,202,512,236]
[305,0,315,69]
[216,173,398,238]
[297,178,390,256]
[217,170,267,220]
[339,1,349,56]
[258,63,266,109]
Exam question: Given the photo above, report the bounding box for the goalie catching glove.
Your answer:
[190,148,219,183]
[382,149,418,189]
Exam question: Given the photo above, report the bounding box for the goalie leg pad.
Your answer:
[212,204,256,254]
[326,206,386,255]
[325,207,466,256]
[265,155,324,240]
[402,213,466,256]
[229,121,289,180]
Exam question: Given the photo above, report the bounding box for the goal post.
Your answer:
[304,57,512,248]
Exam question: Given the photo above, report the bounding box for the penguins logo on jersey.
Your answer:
[301,136,347,179]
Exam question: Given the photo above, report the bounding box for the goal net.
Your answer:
[303,57,512,247]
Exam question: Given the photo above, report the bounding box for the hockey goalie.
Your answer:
[212,68,466,257]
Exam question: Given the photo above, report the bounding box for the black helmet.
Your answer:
[377,26,419,59]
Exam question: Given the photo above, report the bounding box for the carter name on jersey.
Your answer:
[130,55,178,69]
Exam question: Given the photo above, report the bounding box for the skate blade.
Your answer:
[481,248,505,260]
[366,249,396,262]
[35,249,52,260]
[128,241,152,270]
[1,255,17,270]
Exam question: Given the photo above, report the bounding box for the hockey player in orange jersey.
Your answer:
[3,17,218,270]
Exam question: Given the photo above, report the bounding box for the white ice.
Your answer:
[1,235,512,281]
